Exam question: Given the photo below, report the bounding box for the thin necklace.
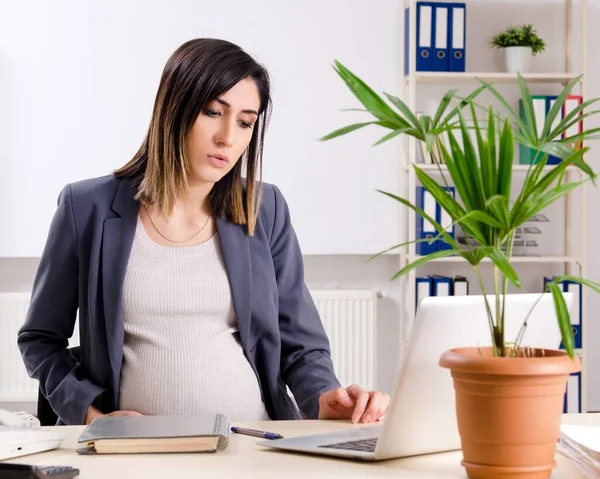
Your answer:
[143,204,211,244]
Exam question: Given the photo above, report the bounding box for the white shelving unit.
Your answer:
[400,0,588,411]
[408,71,582,83]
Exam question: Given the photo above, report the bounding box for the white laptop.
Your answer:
[259,292,572,461]
[0,410,65,460]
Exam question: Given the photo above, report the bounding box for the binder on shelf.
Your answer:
[404,6,410,75]
[561,280,582,350]
[405,2,434,74]
[416,186,438,255]
[519,96,547,165]
[416,276,433,308]
[453,276,469,295]
[564,371,582,414]
[432,4,449,72]
[564,95,583,150]
[543,275,554,291]
[518,94,582,165]
[416,275,468,307]
[432,275,452,296]
[546,95,561,165]
[518,98,530,165]
[417,2,434,71]
[448,3,466,72]
[436,186,456,251]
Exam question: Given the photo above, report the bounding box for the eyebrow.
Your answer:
[215,98,259,116]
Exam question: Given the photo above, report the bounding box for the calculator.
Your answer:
[0,463,79,478]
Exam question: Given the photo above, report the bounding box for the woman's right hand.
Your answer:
[85,405,142,425]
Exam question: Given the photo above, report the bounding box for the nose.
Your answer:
[214,117,235,148]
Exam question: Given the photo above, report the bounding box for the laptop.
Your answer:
[259,292,572,461]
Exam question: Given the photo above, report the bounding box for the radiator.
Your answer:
[0,293,37,402]
[309,289,378,391]
[0,293,81,403]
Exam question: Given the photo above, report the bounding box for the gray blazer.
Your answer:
[17,174,340,425]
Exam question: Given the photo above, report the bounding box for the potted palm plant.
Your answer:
[320,61,600,478]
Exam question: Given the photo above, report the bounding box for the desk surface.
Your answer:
[2,414,597,478]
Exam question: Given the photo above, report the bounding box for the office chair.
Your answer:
[36,346,80,426]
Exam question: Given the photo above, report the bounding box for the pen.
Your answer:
[231,426,283,440]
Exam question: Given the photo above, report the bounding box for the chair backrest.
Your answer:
[37,346,80,426]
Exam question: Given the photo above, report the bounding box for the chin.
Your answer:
[189,166,231,186]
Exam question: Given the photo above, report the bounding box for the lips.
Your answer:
[208,153,229,163]
[207,154,230,169]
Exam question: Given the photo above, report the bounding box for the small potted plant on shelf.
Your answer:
[320,62,600,479]
[491,23,546,73]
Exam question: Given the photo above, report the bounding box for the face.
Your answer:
[185,77,261,186]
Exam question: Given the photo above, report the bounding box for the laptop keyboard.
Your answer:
[318,437,378,452]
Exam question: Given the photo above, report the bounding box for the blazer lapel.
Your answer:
[102,179,139,396]
[216,216,252,352]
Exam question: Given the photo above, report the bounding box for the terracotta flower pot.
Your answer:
[439,347,581,479]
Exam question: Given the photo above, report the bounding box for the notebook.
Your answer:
[77,414,229,454]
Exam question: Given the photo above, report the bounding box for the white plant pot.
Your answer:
[504,46,533,73]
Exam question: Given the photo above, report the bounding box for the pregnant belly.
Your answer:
[118,334,269,421]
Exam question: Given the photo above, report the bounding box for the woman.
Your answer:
[17,38,390,426]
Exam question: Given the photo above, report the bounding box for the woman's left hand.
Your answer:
[318,384,390,423]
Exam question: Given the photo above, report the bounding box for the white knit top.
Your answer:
[118,216,270,421]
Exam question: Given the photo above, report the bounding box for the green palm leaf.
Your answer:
[390,249,459,281]
[476,77,532,143]
[332,60,404,123]
[373,128,410,146]
[318,122,377,141]
[384,93,422,130]
[320,60,600,357]
[547,281,575,358]
[479,246,521,288]
[497,118,514,199]
[375,189,460,248]
[485,195,511,228]
[432,89,459,127]
[540,75,583,138]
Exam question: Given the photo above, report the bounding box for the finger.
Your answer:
[108,410,143,417]
[376,394,391,421]
[360,392,384,423]
[347,387,369,423]
[325,387,353,408]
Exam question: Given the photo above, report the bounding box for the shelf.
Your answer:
[405,163,581,173]
[407,255,581,264]
[400,0,588,412]
[405,72,581,84]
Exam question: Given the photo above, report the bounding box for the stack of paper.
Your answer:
[557,425,600,478]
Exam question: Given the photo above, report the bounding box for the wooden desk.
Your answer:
[2,414,597,478]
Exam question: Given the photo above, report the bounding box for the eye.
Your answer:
[204,108,221,117]
[239,121,254,129]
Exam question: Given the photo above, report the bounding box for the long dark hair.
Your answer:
[114,38,272,235]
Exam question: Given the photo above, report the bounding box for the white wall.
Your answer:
[2,0,600,411]
[0,0,403,257]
